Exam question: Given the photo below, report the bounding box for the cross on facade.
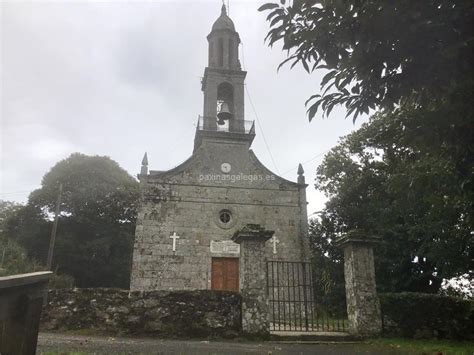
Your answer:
[170,232,180,252]
[271,235,280,255]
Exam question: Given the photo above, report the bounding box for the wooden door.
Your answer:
[211,258,239,291]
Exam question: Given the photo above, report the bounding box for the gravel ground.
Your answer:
[37,333,404,355]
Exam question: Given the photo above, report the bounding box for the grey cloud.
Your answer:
[1,1,366,214]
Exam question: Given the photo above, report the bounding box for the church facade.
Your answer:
[130,5,310,291]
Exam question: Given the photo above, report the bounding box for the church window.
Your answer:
[228,39,233,67]
[218,38,224,67]
[209,42,214,64]
[219,209,232,224]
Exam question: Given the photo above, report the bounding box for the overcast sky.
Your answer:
[1,0,367,215]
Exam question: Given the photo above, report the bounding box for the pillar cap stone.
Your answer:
[232,224,274,244]
[334,229,381,248]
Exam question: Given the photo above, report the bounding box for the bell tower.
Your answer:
[200,4,247,134]
[131,5,309,294]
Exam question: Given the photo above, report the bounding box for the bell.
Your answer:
[217,102,232,125]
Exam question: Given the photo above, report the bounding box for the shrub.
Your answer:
[0,236,43,276]
[49,273,75,289]
[380,292,473,340]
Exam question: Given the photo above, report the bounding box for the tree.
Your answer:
[0,200,23,232]
[259,0,474,121]
[309,217,346,316]
[0,200,43,276]
[0,236,43,277]
[314,109,473,293]
[260,0,473,295]
[4,153,140,288]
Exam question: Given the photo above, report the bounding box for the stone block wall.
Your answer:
[342,241,382,335]
[131,138,310,291]
[41,288,241,338]
[233,228,273,335]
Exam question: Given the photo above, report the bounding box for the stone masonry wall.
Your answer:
[41,288,241,338]
[238,236,271,335]
[343,242,382,335]
[131,136,310,291]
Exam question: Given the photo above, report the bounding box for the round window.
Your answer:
[219,209,232,224]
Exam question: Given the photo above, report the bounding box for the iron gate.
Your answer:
[266,260,347,332]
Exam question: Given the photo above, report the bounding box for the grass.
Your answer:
[43,328,118,337]
[365,338,474,355]
[39,339,474,355]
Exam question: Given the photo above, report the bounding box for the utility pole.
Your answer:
[46,183,63,270]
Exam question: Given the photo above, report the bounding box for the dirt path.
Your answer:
[37,332,404,355]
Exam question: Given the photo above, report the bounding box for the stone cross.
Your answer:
[170,232,180,252]
[271,235,280,255]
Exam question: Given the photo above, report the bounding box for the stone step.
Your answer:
[270,331,361,342]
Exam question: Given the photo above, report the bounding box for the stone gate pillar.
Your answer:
[336,230,382,336]
[232,224,273,336]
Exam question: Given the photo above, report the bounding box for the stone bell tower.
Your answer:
[130,4,309,292]
[201,4,246,132]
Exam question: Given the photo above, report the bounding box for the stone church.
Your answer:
[130,5,309,292]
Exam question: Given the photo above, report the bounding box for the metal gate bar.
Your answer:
[266,260,347,332]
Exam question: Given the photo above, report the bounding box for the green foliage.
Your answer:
[380,293,474,340]
[0,200,23,232]
[0,235,43,276]
[49,273,75,289]
[3,204,53,268]
[3,153,139,288]
[260,1,473,295]
[309,218,346,316]
[260,3,473,292]
[314,107,473,293]
[0,200,44,276]
[366,338,474,354]
[259,0,474,121]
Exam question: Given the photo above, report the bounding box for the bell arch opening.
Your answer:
[216,82,234,127]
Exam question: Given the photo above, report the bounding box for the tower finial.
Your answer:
[221,2,227,15]
[297,163,304,175]
[141,152,148,175]
[297,163,305,184]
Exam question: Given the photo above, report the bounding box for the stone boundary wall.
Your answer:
[41,288,242,338]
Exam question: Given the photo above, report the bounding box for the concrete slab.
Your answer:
[270,330,360,342]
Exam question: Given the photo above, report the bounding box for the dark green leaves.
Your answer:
[2,153,140,288]
[258,3,280,11]
[314,106,473,292]
[260,0,474,121]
